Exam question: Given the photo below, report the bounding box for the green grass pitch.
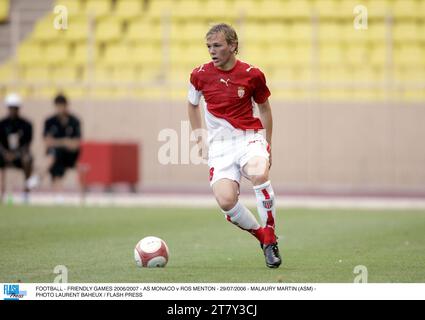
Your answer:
[1,205,424,283]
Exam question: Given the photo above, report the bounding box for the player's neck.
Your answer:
[216,56,237,71]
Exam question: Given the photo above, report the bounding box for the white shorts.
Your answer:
[208,132,270,186]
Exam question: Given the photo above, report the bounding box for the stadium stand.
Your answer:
[0,0,423,101]
[0,0,10,22]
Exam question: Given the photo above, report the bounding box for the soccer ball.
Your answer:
[134,236,169,268]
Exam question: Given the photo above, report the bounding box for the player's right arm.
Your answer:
[187,80,207,159]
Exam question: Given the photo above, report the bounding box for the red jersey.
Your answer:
[189,60,271,136]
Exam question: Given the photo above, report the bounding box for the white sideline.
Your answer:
[4,192,425,210]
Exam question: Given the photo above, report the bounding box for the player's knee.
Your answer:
[215,193,238,212]
[251,172,269,186]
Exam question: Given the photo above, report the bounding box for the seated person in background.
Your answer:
[27,94,82,193]
[0,93,33,202]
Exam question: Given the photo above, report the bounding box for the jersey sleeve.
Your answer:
[188,83,202,105]
[188,69,202,105]
[252,70,271,104]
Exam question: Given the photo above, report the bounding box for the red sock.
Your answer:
[262,226,277,245]
[249,227,265,244]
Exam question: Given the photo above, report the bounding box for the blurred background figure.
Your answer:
[0,93,33,203]
[27,94,81,196]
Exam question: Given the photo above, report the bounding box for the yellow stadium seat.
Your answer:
[394,67,425,82]
[51,65,81,82]
[64,15,90,42]
[101,43,130,66]
[136,67,162,84]
[281,0,314,18]
[369,44,387,68]
[126,19,162,42]
[0,61,15,82]
[177,22,209,43]
[319,66,352,82]
[261,44,293,67]
[263,23,290,43]
[0,0,10,22]
[403,90,425,102]
[318,22,344,43]
[419,1,425,19]
[367,0,391,19]
[290,22,313,42]
[130,43,162,67]
[419,22,425,42]
[88,65,114,83]
[394,44,425,67]
[71,43,99,66]
[169,22,185,43]
[167,67,191,84]
[204,0,235,20]
[344,44,369,66]
[392,0,419,19]
[241,23,265,44]
[393,22,420,42]
[339,0,365,19]
[319,44,345,66]
[134,86,165,100]
[239,46,263,67]
[112,66,138,82]
[291,44,312,66]
[314,0,340,19]
[255,0,285,19]
[342,23,368,44]
[145,0,174,20]
[54,0,83,16]
[23,66,51,83]
[95,16,123,43]
[17,42,45,66]
[115,0,143,20]
[271,88,310,101]
[232,0,260,20]
[31,14,67,42]
[172,0,203,19]
[351,66,384,82]
[173,43,208,67]
[45,42,70,65]
[365,22,387,43]
[84,0,112,18]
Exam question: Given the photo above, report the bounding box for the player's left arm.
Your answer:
[258,99,273,167]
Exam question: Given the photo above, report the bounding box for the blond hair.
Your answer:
[206,23,239,55]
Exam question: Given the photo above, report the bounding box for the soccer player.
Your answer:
[27,94,81,193]
[0,93,33,203]
[187,24,282,268]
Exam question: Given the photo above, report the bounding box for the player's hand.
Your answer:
[197,141,208,160]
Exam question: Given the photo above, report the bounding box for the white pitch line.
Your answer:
[3,193,425,210]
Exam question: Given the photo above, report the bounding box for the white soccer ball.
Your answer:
[134,236,169,268]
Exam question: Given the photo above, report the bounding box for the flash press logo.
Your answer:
[3,284,27,300]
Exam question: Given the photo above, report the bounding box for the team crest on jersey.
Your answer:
[238,87,245,98]
[263,199,273,209]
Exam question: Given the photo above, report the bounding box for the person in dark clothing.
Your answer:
[0,93,33,202]
[27,94,81,193]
